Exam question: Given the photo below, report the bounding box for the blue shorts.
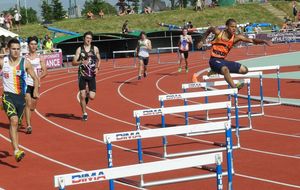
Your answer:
[209,57,242,74]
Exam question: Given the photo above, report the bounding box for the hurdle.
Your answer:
[157,47,180,64]
[103,121,231,189]
[54,152,223,190]
[245,43,267,56]
[201,44,211,60]
[182,78,253,117]
[65,54,76,73]
[133,101,233,161]
[203,65,281,107]
[112,50,137,68]
[158,88,245,150]
[159,87,249,131]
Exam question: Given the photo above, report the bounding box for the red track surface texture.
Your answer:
[0,44,300,190]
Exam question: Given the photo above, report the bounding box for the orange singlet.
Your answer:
[210,31,235,59]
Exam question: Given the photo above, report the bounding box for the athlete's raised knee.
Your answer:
[239,66,248,74]
[221,66,230,75]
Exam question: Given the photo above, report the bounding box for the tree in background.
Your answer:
[6,7,38,24]
[82,0,117,16]
[52,0,66,20]
[132,0,140,13]
[41,0,53,21]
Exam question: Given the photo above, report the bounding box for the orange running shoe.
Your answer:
[192,73,198,83]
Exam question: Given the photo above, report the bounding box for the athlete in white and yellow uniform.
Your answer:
[0,38,39,162]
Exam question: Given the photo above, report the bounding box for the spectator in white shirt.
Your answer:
[20,38,28,56]
[14,10,22,32]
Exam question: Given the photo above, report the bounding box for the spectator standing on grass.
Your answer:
[14,10,22,32]
[293,1,298,22]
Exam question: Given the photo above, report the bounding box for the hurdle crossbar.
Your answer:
[54,152,223,190]
[104,121,229,143]
[157,47,180,64]
[134,101,231,117]
[113,50,137,68]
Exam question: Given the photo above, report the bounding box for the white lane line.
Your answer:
[236,173,300,189]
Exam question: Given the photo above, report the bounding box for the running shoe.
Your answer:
[143,72,147,78]
[15,150,25,162]
[25,126,32,134]
[138,76,141,80]
[207,69,217,76]
[178,67,182,72]
[82,113,88,121]
[192,73,199,83]
[185,67,189,73]
[236,82,245,91]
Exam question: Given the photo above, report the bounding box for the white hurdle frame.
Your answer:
[158,88,246,146]
[103,121,231,189]
[203,65,281,108]
[182,78,253,118]
[66,54,76,73]
[245,43,267,56]
[133,103,234,189]
[54,152,224,190]
[203,71,266,115]
[157,47,180,64]
[112,50,137,68]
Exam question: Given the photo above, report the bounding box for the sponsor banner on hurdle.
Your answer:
[54,152,223,190]
[41,51,63,69]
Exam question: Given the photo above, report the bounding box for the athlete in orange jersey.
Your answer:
[192,19,272,89]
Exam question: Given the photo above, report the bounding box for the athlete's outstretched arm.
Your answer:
[236,34,273,46]
[72,47,81,66]
[0,58,3,70]
[39,57,48,79]
[147,40,152,50]
[197,27,221,49]
[94,46,101,74]
[26,61,39,98]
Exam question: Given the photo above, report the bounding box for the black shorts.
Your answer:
[78,76,96,92]
[138,56,149,65]
[2,92,25,119]
[26,85,37,99]
[15,21,20,25]
[180,50,189,59]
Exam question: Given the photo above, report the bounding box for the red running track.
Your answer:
[0,43,300,190]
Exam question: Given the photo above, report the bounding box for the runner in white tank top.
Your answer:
[0,38,40,162]
[178,28,192,73]
[25,36,47,134]
[136,31,152,80]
